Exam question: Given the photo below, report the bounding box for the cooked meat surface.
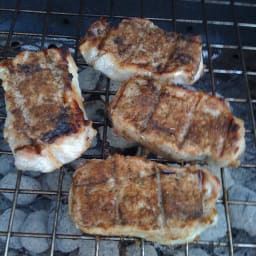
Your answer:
[109,77,245,167]
[0,47,96,172]
[79,18,203,85]
[69,154,220,245]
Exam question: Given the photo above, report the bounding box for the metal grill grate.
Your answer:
[0,0,256,255]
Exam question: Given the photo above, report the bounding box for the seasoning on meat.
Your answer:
[109,77,245,167]
[0,47,97,172]
[69,154,220,245]
[79,18,203,85]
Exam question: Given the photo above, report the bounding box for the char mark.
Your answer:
[58,47,70,60]
[161,169,176,175]
[114,36,123,45]
[41,107,73,143]
[17,64,42,73]
[229,119,239,133]
[64,72,73,91]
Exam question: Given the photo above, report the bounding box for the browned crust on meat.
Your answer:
[0,48,88,150]
[79,18,203,83]
[0,47,96,172]
[69,154,220,244]
[108,77,245,167]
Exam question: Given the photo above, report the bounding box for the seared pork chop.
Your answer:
[0,47,96,172]
[79,18,203,85]
[109,77,245,167]
[69,154,220,245]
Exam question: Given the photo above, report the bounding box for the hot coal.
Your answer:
[0,154,15,176]
[48,203,81,253]
[0,173,41,205]
[200,204,227,241]
[77,239,95,256]
[41,168,72,193]
[208,167,234,199]
[228,166,256,194]
[0,208,26,250]
[125,244,157,256]
[85,100,105,122]
[20,210,50,254]
[228,185,256,236]
[98,241,119,256]
[99,126,137,149]
[79,67,105,91]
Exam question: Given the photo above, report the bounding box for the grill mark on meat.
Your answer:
[69,155,218,244]
[41,107,73,143]
[112,156,120,225]
[156,167,166,229]
[40,99,88,144]
[76,177,109,187]
[80,18,203,84]
[146,87,177,137]
[161,170,203,218]
[108,81,129,110]
[109,77,245,167]
[17,64,42,73]
[139,80,162,132]
[220,117,240,158]
[177,94,203,148]
[0,47,96,172]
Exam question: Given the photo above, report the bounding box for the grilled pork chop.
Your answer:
[69,154,220,245]
[79,18,203,85]
[0,48,96,172]
[109,77,245,167]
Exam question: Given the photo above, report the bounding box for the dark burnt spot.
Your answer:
[68,73,73,80]
[34,144,42,154]
[146,79,158,93]
[11,41,21,50]
[83,119,91,126]
[64,72,73,91]
[98,40,105,50]
[173,52,194,65]
[114,36,123,45]
[198,170,204,186]
[229,120,239,133]
[77,177,109,187]
[41,107,73,143]
[59,47,69,60]
[161,169,175,175]
[86,30,95,39]
[118,43,132,56]
[17,64,42,74]
[11,108,21,115]
[160,88,170,97]
[48,44,58,49]
[156,64,164,72]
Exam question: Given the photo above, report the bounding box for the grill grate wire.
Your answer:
[0,0,255,255]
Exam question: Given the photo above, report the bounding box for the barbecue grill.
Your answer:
[0,0,256,255]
